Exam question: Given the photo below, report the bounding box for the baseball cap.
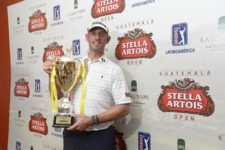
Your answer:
[87,21,109,33]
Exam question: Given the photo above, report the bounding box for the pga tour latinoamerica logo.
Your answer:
[158,78,214,116]
[28,10,47,32]
[115,28,156,60]
[91,0,125,18]
[138,132,151,150]
[14,78,30,97]
[35,79,41,93]
[16,141,22,150]
[17,48,23,60]
[29,112,48,135]
[172,23,188,46]
[114,130,126,150]
[72,40,80,55]
[53,5,61,21]
[43,42,64,62]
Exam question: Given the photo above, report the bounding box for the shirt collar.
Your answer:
[83,55,108,64]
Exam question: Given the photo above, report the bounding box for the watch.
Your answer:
[91,115,99,126]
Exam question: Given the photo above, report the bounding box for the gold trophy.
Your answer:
[51,56,83,128]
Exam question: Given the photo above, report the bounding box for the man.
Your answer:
[43,21,132,150]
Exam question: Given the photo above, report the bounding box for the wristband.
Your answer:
[91,115,99,126]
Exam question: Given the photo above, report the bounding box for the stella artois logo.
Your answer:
[29,113,48,135]
[43,42,64,62]
[158,78,214,116]
[14,78,30,97]
[28,10,48,32]
[91,0,125,18]
[115,28,156,60]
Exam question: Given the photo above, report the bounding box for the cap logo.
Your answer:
[88,21,109,33]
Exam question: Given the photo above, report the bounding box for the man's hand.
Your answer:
[67,114,92,131]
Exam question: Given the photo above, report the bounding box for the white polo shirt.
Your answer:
[71,55,132,131]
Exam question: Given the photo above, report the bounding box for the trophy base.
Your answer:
[52,115,76,128]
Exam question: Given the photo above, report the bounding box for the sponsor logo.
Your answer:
[31,46,34,54]
[14,78,30,97]
[116,28,156,60]
[218,16,225,31]
[138,132,151,150]
[91,0,125,18]
[16,141,21,150]
[43,42,64,62]
[172,23,188,46]
[74,0,78,9]
[33,79,43,97]
[131,80,137,91]
[17,17,20,25]
[72,40,80,55]
[18,110,21,118]
[29,112,48,135]
[26,46,40,64]
[28,10,48,32]
[53,5,60,21]
[115,129,126,150]
[134,89,149,105]
[35,79,41,93]
[30,146,34,150]
[13,16,25,34]
[17,48,23,60]
[131,0,155,7]
[130,80,149,105]
[200,35,225,51]
[177,139,185,150]
[166,22,195,54]
[52,5,63,26]
[158,78,214,116]
[67,9,86,21]
[14,110,26,127]
[16,48,24,64]
[218,134,225,141]
[51,127,63,138]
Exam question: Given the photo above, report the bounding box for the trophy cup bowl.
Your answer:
[52,56,82,128]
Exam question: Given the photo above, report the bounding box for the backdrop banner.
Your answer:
[8,0,225,149]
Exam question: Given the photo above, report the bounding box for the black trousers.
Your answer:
[63,126,116,150]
